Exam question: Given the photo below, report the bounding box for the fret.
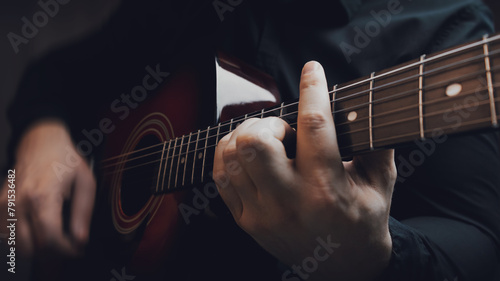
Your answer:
[371,59,421,148]
[261,108,265,119]
[174,135,185,188]
[419,55,426,139]
[218,121,231,139]
[482,35,498,127]
[202,126,218,181]
[332,85,338,116]
[168,138,178,190]
[369,72,375,150]
[335,77,371,155]
[229,118,234,132]
[155,141,167,193]
[191,130,201,185]
[490,35,500,123]
[215,123,221,144]
[280,102,284,118]
[260,104,281,118]
[201,126,210,181]
[424,42,491,135]
[281,101,298,128]
[182,133,192,186]
[230,114,246,129]
[160,139,172,192]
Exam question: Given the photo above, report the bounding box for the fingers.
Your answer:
[213,119,260,218]
[296,61,343,177]
[28,177,78,256]
[70,163,96,247]
[214,131,244,218]
[213,117,295,218]
[233,117,295,194]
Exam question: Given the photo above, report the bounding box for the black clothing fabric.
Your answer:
[6,0,500,280]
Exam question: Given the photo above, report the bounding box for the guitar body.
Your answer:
[98,64,199,272]
[87,53,281,280]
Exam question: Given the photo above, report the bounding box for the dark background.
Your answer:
[0,0,499,174]
[0,0,120,175]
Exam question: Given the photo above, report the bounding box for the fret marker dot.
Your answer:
[198,153,203,159]
[181,157,185,164]
[446,83,462,97]
[347,111,358,122]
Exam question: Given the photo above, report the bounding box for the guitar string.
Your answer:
[335,97,499,138]
[103,66,500,167]
[296,67,494,126]
[101,45,500,165]
[101,79,500,170]
[104,112,499,182]
[328,34,500,96]
[331,50,499,103]
[335,83,494,134]
[102,88,499,173]
[105,110,500,189]
[101,63,499,169]
[101,50,497,164]
[342,115,499,151]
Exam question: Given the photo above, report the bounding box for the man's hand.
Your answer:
[213,61,396,281]
[0,120,96,258]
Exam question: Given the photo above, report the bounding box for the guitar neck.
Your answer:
[153,34,500,194]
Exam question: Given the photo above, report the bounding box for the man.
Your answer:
[2,0,499,280]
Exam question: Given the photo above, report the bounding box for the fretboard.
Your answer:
[152,34,500,194]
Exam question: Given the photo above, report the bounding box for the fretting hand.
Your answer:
[213,61,396,281]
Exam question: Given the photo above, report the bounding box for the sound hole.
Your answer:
[120,134,161,216]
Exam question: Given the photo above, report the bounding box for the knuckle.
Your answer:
[235,134,266,151]
[300,77,322,91]
[25,190,46,209]
[222,144,238,163]
[25,186,62,210]
[298,110,328,130]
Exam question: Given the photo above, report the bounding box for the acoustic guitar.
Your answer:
[63,34,500,281]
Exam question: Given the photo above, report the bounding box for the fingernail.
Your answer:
[303,61,319,75]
